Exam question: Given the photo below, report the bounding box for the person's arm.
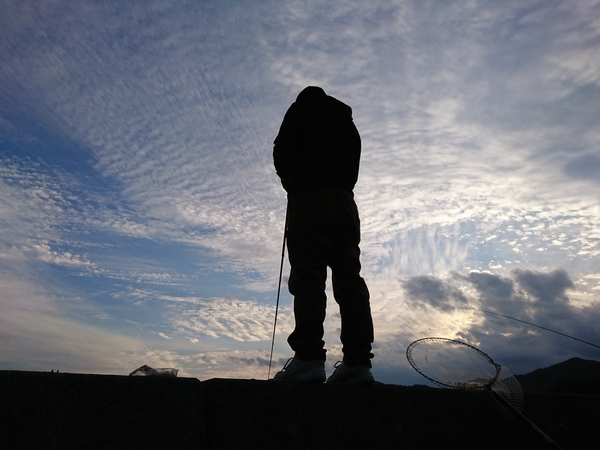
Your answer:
[273,105,299,190]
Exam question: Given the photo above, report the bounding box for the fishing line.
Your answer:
[462,307,600,350]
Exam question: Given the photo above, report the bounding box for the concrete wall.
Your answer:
[1,371,596,449]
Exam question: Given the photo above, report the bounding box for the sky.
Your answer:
[1,0,599,386]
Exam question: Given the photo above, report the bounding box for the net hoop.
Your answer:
[406,337,501,389]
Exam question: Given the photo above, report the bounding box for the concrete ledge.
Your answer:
[517,392,598,449]
[1,371,205,449]
[203,379,546,449]
[1,371,597,449]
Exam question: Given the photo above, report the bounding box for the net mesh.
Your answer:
[406,338,524,411]
[492,365,524,411]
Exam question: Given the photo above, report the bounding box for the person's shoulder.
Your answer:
[282,101,303,119]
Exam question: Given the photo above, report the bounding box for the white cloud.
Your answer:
[1,0,598,382]
[169,295,294,343]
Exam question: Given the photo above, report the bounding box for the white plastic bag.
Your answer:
[129,364,179,377]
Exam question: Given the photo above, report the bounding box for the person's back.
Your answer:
[273,86,361,194]
[272,86,374,385]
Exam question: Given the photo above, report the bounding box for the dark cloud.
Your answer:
[403,269,600,375]
[513,269,574,304]
[227,356,270,367]
[460,271,529,319]
[563,154,600,183]
[404,270,583,322]
[402,275,467,311]
[467,272,515,302]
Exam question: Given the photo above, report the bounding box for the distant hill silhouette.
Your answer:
[515,357,600,394]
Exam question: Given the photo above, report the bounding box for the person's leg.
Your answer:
[287,264,327,361]
[329,189,374,367]
[285,187,335,362]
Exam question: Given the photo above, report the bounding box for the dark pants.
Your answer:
[286,187,374,367]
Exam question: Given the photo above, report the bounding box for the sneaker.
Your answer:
[272,357,326,383]
[326,361,374,385]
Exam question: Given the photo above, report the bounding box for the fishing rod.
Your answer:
[267,205,288,379]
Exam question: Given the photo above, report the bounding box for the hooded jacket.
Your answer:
[273,86,361,194]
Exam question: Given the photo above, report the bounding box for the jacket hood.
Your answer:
[295,86,353,118]
[296,86,326,102]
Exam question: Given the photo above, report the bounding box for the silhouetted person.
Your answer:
[272,86,374,384]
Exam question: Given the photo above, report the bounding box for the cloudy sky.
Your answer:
[1,0,599,385]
